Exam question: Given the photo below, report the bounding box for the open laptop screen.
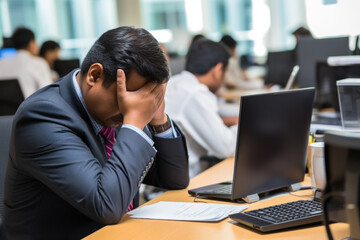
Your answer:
[231,88,315,200]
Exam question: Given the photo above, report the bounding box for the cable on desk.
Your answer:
[289,186,318,198]
[321,191,345,240]
[193,194,209,203]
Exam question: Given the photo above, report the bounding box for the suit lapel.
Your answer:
[58,70,107,166]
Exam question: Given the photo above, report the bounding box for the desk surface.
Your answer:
[84,158,349,240]
[222,88,270,102]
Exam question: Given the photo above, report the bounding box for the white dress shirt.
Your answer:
[0,50,52,98]
[225,55,264,90]
[165,71,237,177]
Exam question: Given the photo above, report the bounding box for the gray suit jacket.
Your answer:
[2,70,189,240]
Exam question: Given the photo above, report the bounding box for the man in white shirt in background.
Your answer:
[0,27,52,98]
[220,34,264,90]
[165,39,238,177]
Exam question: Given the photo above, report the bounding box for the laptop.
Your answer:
[188,88,315,203]
[284,65,299,90]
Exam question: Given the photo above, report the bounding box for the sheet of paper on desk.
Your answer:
[128,201,248,222]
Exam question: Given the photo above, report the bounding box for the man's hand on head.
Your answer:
[116,69,166,130]
[149,85,168,126]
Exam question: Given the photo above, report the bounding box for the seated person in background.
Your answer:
[0,27,52,98]
[292,26,312,44]
[2,26,189,240]
[292,26,313,63]
[165,39,238,177]
[189,34,206,49]
[220,34,264,90]
[39,40,61,82]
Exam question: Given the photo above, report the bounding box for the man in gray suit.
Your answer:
[2,26,189,240]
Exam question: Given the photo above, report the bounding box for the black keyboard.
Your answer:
[203,184,232,195]
[244,199,322,223]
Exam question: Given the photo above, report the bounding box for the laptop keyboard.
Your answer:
[204,184,232,195]
[244,199,322,223]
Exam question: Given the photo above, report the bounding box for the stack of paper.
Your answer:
[128,201,248,222]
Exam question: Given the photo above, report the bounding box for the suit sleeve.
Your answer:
[13,99,157,225]
[143,122,189,189]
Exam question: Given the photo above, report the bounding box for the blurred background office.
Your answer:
[1,0,359,70]
[1,0,360,206]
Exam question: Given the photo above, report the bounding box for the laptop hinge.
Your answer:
[289,182,302,192]
[242,194,260,203]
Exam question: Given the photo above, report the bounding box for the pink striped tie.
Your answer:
[99,127,116,159]
[99,127,133,212]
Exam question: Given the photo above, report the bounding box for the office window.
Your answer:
[0,0,117,60]
[54,0,75,39]
[205,0,254,56]
[141,0,186,30]
[0,0,38,40]
[140,0,254,56]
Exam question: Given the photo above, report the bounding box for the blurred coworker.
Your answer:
[0,27,52,98]
[165,39,238,177]
[189,34,206,49]
[220,34,263,90]
[39,40,61,82]
[292,26,312,43]
[291,26,313,63]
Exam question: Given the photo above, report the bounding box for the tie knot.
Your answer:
[99,127,115,143]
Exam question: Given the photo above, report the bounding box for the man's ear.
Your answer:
[86,63,104,87]
[212,62,223,79]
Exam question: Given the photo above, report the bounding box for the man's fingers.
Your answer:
[137,81,158,94]
[153,84,166,110]
[116,69,127,96]
[152,83,166,97]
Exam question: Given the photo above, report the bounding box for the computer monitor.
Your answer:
[323,131,360,239]
[265,50,296,88]
[315,61,360,112]
[0,79,25,116]
[297,36,351,88]
[53,59,80,78]
[0,48,16,60]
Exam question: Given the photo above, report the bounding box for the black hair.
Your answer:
[220,35,237,49]
[189,34,206,47]
[39,40,60,57]
[11,27,35,50]
[81,26,170,88]
[185,39,230,75]
[292,27,312,37]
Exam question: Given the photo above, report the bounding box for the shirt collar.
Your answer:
[72,69,103,135]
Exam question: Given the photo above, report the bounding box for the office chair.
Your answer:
[53,59,80,78]
[0,79,24,116]
[323,131,360,240]
[0,115,14,236]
